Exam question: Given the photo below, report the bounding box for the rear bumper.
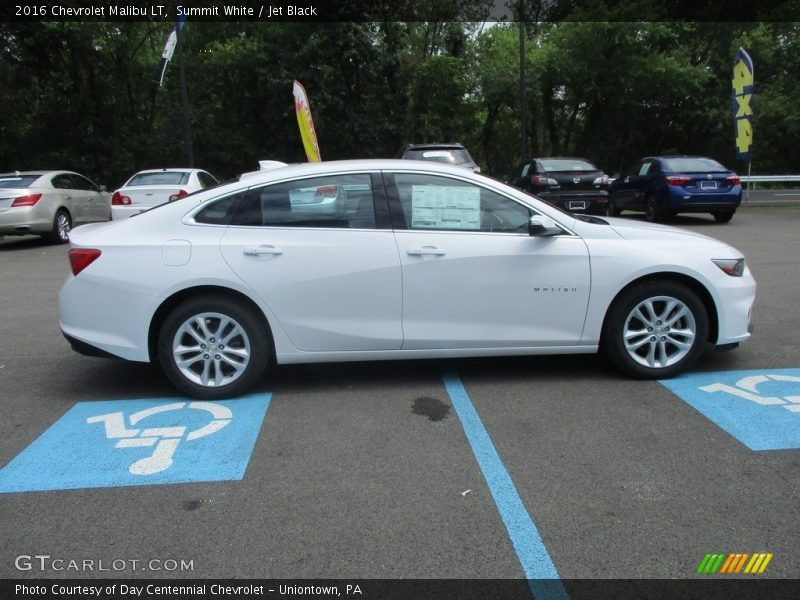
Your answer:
[666,188,742,212]
[0,206,53,234]
[62,331,120,359]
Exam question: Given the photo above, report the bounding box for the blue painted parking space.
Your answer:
[660,368,800,451]
[442,370,568,600]
[0,393,271,493]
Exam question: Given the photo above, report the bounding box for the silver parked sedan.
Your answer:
[0,170,111,243]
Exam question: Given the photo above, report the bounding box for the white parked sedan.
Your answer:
[60,160,756,399]
[110,168,218,220]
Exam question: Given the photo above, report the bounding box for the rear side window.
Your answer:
[197,172,218,188]
[231,174,376,229]
[194,191,247,225]
[51,174,75,189]
[127,172,190,186]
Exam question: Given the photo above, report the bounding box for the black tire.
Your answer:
[158,295,269,399]
[712,210,735,223]
[606,196,622,217]
[644,194,662,222]
[45,209,71,244]
[602,281,709,379]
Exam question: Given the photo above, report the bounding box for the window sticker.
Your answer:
[411,185,480,230]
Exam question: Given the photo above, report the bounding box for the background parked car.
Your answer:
[507,157,609,214]
[608,156,742,223]
[0,170,110,243]
[397,143,481,172]
[111,168,218,220]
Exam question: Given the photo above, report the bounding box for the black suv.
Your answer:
[508,157,609,214]
[397,143,480,172]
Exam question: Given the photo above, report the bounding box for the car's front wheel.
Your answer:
[603,281,709,379]
[158,295,269,399]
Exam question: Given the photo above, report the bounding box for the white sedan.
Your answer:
[60,160,756,399]
[110,168,218,220]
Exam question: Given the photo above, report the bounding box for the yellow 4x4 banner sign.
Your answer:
[293,80,322,163]
[732,47,754,162]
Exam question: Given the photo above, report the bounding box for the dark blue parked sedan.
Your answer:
[608,156,742,223]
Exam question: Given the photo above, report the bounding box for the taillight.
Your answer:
[11,193,42,207]
[727,175,741,186]
[169,189,188,202]
[68,248,102,276]
[111,192,131,205]
[532,175,558,186]
[665,175,692,186]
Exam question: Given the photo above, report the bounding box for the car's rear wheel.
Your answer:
[158,295,269,399]
[603,281,709,379]
[46,209,72,244]
[712,210,735,223]
[606,196,621,217]
[644,194,662,222]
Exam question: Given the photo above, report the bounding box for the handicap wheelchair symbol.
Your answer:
[701,373,800,413]
[86,402,233,476]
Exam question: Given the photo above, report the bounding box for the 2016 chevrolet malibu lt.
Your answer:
[59,160,756,399]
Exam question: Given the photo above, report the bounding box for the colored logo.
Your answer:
[697,552,773,575]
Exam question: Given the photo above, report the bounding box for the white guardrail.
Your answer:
[741,175,800,185]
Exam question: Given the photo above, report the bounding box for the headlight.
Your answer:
[712,258,745,277]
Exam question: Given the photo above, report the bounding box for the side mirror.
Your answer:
[529,215,562,237]
[98,185,107,192]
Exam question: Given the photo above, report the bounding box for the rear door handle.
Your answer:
[407,246,446,256]
[243,245,283,256]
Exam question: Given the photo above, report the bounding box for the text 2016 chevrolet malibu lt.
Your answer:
[60,160,755,399]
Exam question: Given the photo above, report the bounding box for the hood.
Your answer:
[604,217,730,247]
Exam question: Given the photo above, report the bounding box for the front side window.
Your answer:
[390,173,531,234]
[231,174,376,229]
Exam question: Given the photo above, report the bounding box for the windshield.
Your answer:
[662,157,727,173]
[539,159,598,172]
[127,172,190,186]
[0,175,40,188]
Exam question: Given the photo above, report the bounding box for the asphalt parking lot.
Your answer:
[0,206,798,597]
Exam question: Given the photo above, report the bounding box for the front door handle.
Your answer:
[407,246,446,256]
[243,245,283,256]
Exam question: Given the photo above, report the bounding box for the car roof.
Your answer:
[193,159,487,193]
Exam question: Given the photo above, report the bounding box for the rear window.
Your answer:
[127,172,190,186]
[662,158,727,173]
[0,175,40,188]
[404,148,474,166]
[539,159,597,172]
